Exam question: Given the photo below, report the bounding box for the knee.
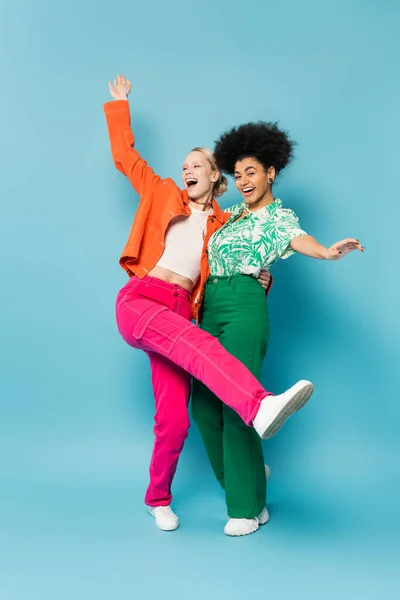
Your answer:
[155,415,190,442]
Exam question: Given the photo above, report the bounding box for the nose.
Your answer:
[240,176,250,188]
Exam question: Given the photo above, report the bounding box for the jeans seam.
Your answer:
[139,310,166,335]
[123,302,141,316]
[143,279,190,296]
[148,323,192,342]
[181,337,258,402]
[126,280,141,292]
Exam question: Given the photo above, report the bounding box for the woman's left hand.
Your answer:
[109,74,132,100]
[326,238,364,260]
[258,269,272,289]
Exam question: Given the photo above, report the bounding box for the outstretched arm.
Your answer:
[290,235,364,260]
[104,75,161,195]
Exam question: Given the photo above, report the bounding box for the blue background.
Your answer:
[1,0,399,598]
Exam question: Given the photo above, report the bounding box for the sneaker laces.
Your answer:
[158,506,173,515]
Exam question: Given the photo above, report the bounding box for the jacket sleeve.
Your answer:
[104,100,162,195]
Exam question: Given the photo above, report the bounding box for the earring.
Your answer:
[268,178,274,184]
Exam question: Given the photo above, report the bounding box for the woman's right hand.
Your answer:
[109,74,132,100]
[325,238,364,260]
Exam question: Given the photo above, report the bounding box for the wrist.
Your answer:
[114,94,128,101]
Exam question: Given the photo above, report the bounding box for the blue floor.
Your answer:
[1,0,399,597]
[1,426,398,600]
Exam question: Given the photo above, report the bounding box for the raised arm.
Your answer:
[104,75,161,195]
[290,235,364,260]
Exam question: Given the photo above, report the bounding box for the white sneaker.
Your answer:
[258,506,270,525]
[224,507,269,537]
[224,517,259,536]
[253,380,314,440]
[148,506,179,531]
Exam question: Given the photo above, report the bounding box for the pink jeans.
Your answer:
[116,276,272,506]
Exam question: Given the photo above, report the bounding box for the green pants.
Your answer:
[192,275,270,519]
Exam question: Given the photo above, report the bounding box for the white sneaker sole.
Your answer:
[260,380,314,440]
[225,509,269,536]
[224,522,260,537]
[155,520,179,532]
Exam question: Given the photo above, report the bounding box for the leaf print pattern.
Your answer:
[209,198,307,277]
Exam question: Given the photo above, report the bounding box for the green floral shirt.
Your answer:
[208,198,307,277]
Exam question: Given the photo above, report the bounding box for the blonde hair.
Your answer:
[191,147,228,198]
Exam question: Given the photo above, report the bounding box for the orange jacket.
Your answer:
[104,100,230,322]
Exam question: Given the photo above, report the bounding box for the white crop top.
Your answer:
[156,206,212,284]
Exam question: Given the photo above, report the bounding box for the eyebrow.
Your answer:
[234,165,257,174]
[183,161,204,168]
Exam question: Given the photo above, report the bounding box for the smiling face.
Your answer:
[182,150,220,201]
[234,157,275,208]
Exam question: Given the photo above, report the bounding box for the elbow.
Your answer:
[114,159,127,176]
[111,149,127,176]
[289,237,301,253]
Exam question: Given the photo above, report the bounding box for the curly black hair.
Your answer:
[214,122,296,176]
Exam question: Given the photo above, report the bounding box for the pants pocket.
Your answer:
[116,297,167,345]
[136,306,194,355]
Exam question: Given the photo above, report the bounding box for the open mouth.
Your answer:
[242,187,255,197]
[186,178,198,189]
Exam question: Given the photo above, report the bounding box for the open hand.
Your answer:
[109,74,132,100]
[326,238,364,260]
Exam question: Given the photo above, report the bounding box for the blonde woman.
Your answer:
[105,75,314,532]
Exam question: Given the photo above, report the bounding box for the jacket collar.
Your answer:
[210,199,226,224]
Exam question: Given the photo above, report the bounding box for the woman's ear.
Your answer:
[267,166,276,184]
[212,170,221,183]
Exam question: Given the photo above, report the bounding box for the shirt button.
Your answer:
[213,279,218,283]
